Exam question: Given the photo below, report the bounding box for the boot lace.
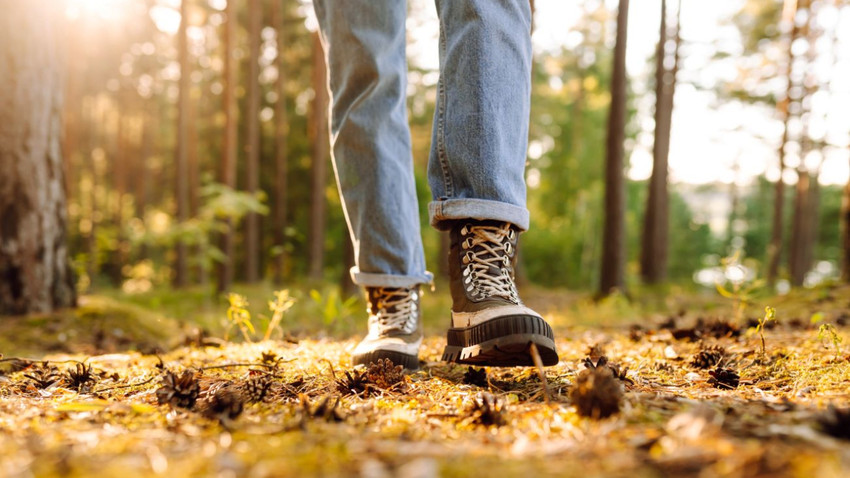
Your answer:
[460,223,521,304]
[368,287,419,335]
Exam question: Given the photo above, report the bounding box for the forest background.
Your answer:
[4,0,850,319]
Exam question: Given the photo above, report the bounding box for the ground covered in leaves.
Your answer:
[1,285,850,477]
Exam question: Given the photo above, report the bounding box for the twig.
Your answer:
[198,359,295,372]
[92,375,159,394]
[529,342,551,405]
[320,358,337,380]
[0,357,84,365]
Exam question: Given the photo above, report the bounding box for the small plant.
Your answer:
[226,293,255,343]
[715,251,763,323]
[818,323,843,360]
[263,290,296,341]
[309,288,360,333]
[755,306,777,357]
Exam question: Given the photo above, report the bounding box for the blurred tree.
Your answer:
[788,0,818,287]
[599,0,629,296]
[244,0,262,283]
[174,0,191,287]
[640,0,680,284]
[0,0,76,314]
[308,32,329,281]
[272,0,289,285]
[218,0,239,293]
[767,0,802,286]
[842,169,850,281]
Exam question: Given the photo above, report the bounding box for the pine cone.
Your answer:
[707,366,740,389]
[156,370,200,409]
[66,363,97,392]
[24,362,63,389]
[570,366,622,419]
[200,386,244,423]
[465,392,506,426]
[243,372,273,403]
[335,369,371,397]
[462,367,487,387]
[365,358,405,390]
[690,345,725,369]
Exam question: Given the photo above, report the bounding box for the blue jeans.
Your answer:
[313,0,532,288]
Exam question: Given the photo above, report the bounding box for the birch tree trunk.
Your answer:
[0,0,77,314]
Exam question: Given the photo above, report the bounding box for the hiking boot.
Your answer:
[441,221,559,367]
[352,286,422,370]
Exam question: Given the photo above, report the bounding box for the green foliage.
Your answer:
[756,306,777,357]
[715,251,764,323]
[308,288,360,334]
[264,290,296,341]
[818,323,843,360]
[226,293,255,343]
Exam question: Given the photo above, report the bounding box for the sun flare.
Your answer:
[64,0,132,21]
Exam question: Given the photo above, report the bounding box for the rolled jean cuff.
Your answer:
[350,268,434,288]
[428,198,530,231]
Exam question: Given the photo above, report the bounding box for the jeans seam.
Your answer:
[436,11,453,198]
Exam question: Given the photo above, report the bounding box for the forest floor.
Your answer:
[1,283,849,477]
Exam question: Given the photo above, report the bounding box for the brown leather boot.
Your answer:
[441,221,558,366]
[352,286,422,370]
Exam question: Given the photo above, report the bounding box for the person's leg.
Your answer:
[429,0,558,366]
[313,0,430,369]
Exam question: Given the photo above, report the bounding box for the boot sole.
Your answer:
[441,315,559,367]
[352,350,420,371]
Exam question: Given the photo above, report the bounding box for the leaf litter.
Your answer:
[1,289,850,477]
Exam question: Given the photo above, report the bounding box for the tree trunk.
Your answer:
[0,1,77,314]
[308,32,329,281]
[803,171,820,277]
[244,0,262,283]
[640,0,680,284]
[842,160,850,282]
[272,0,289,285]
[788,170,810,287]
[768,0,803,286]
[174,0,190,287]
[599,0,629,296]
[217,0,239,293]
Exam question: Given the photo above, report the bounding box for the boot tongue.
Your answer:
[367,287,401,315]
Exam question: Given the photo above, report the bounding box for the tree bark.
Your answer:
[0,1,77,314]
[217,0,239,293]
[640,0,679,284]
[272,0,289,285]
[308,32,329,282]
[599,0,629,296]
[788,170,810,286]
[174,0,191,287]
[767,0,803,286]
[842,160,850,282]
[244,0,262,283]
